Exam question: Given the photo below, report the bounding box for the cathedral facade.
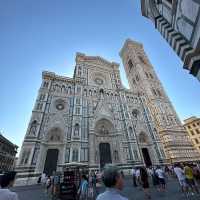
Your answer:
[16,39,199,185]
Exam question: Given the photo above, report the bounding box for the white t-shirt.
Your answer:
[136,169,140,178]
[0,189,19,200]
[156,169,164,179]
[147,168,153,176]
[174,167,185,181]
[131,169,136,176]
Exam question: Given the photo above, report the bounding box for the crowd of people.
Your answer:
[1,162,200,200]
[129,162,200,199]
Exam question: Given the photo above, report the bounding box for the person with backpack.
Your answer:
[52,171,60,198]
[78,175,89,200]
[155,166,166,192]
[151,167,159,190]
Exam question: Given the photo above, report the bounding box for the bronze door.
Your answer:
[44,149,59,175]
[99,143,112,169]
[142,148,152,167]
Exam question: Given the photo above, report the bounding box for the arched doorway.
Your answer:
[142,148,152,167]
[99,143,112,169]
[44,149,59,175]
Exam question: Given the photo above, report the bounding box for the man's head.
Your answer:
[102,164,124,190]
[0,171,17,188]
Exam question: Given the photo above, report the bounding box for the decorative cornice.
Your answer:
[76,52,119,69]
[119,39,143,58]
[42,71,74,83]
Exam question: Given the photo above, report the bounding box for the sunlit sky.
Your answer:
[0,0,200,152]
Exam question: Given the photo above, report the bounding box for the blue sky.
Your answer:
[0,0,200,151]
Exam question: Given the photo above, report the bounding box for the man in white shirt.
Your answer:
[174,163,188,193]
[0,171,19,200]
[155,166,166,191]
[131,167,137,187]
[96,165,128,200]
[135,168,141,186]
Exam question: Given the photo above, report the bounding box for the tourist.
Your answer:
[96,164,128,200]
[78,174,89,200]
[164,165,170,177]
[41,172,46,186]
[37,175,41,184]
[173,163,188,194]
[52,171,60,198]
[131,167,137,187]
[45,175,52,195]
[140,167,151,199]
[155,166,166,191]
[0,171,19,200]
[135,167,141,186]
[88,171,96,199]
[151,167,159,190]
[120,171,125,179]
[184,163,199,195]
[192,164,200,185]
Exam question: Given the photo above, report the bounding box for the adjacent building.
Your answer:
[16,39,199,185]
[0,133,18,172]
[184,116,200,154]
[141,0,200,81]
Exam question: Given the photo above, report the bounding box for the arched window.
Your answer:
[68,86,72,94]
[83,89,87,96]
[128,127,133,137]
[72,149,79,162]
[135,74,140,82]
[20,149,31,165]
[43,81,49,88]
[78,66,82,76]
[152,88,157,96]
[55,84,61,92]
[100,88,104,94]
[157,89,162,97]
[132,109,139,118]
[29,120,37,135]
[138,56,146,64]
[149,73,154,79]
[74,123,80,137]
[128,59,134,70]
[61,85,66,93]
[89,90,92,96]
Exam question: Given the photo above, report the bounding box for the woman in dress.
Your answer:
[140,167,151,200]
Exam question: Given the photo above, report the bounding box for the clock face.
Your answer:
[94,78,104,85]
[56,103,64,111]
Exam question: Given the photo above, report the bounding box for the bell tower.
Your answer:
[120,39,200,163]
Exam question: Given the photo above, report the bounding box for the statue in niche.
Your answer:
[114,150,119,161]
[95,150,99,162]
[49,133,60,142]
[32,148,39,165]
[74,124,79,137]
[100,125,109,135]
[29,121,37,136]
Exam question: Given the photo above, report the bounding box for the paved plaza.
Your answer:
[12,176,200,200]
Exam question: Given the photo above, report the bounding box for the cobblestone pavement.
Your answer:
[12,176,200,200]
